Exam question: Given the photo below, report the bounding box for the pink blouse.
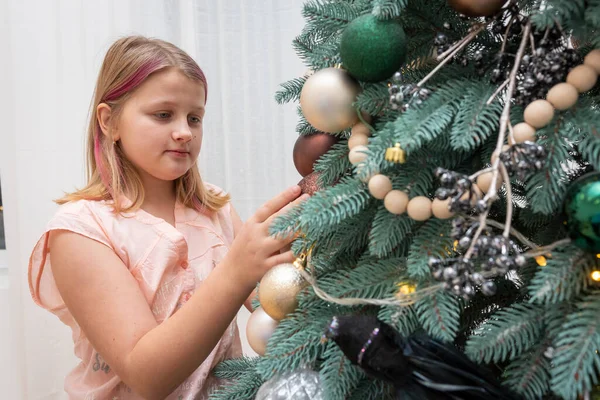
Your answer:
[28,184,242,399]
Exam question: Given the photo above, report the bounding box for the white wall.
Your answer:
[0,1,306,398]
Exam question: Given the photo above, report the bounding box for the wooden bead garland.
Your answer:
[516,49,600,146]
[347,118,455,221]
[345,52,600,224]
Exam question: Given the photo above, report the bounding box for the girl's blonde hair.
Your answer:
[57,36,229,213]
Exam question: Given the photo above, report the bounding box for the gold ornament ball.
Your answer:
[407,196,433,221]
[432,198,454,219]
[476,171,503,193]
[513,123,536,143]
[546,82,579,110]
[584,49,600,74]
[246,307,280,356]
[368,174,393,199]
[447,0,507,17]
[566,65,598,93]
[300,67,360,133]
[259,263,308,321]
[524,99,555,129]
[348,132,369,149]
[384,190,409,215]
[349,145,368,165]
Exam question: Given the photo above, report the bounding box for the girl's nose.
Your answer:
[172,128,193,142]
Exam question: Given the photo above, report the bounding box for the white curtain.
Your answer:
[0,1,306,398]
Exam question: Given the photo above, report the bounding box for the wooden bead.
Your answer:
[546,83,579,110]
[476,171,503,193]
[349,145,368,165]
[407,196,433,221]
[432,198,454,219]
[368,174,392,199]
[348,133,369,149]
[351,122,371,137]
[384,190,409,215]
[584,49,600,74]
[566,65,598,93]
[524,99,554,129]
[491,145,511,164]
[513,123,536,143]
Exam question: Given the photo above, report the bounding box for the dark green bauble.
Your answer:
[564,172,600,252]
[340,14,407,82]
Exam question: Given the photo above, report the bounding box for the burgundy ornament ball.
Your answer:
[293,132,340,177]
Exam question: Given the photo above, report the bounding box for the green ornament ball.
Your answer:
[564,172,600,252]
[340,14,407,83]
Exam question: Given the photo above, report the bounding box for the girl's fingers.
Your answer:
[264,193,310,228]
[253,186,302,223]
[267,250,296,268]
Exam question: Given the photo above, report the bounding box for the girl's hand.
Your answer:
[224,185,308,287]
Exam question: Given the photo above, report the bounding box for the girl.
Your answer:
[28,36,306,400]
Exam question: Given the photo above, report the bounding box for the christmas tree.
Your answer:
[210,1,600,399]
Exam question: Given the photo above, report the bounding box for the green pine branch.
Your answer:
[551,294,600,399]
[503,341,551,400]
[378,304,420,336]
[528,245,597,305]
[317,256,404,300]
[298,178,373,235]
[449,83,504,151]
[275,77,306,104]
[208,369,262,400]
[407,219,454,280]
[313,208,374,263]
[302,0,367,33]
[415,291,461,342]
[319,344,366,400]
[368,207,415,257]
[314,142,352,186]
[371,0,408,20]
[465,303,544,363]
[531,0,586,29]
[525,116,573,214]
[212,357,259,380]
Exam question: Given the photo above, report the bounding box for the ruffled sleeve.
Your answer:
[28,200,114,314]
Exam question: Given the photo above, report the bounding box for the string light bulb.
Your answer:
[535,256,547,266]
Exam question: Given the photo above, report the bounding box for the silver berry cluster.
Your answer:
[435,168,488,215]
[499,142,546,181]
[389,71,431,111]
[429,217,527,300]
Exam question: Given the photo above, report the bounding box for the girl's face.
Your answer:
[113,67,205,185]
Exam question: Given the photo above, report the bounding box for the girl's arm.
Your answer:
[230,204,258,312]
[49,187,305,400]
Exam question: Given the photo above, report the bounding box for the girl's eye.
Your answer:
[155,112,171,119]
[189,115,202,124]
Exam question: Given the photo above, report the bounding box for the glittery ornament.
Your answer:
[259,263,308,321]
[447,0,507,17]
[293,133,339,177]
[340,14,407,82]
[300,68,360,133]
[564,172,600,252]
[255,369,324,400]
[298,171,324,196]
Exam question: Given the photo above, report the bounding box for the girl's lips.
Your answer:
[166,150,189,157]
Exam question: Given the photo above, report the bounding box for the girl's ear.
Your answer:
[96,103,119,142]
